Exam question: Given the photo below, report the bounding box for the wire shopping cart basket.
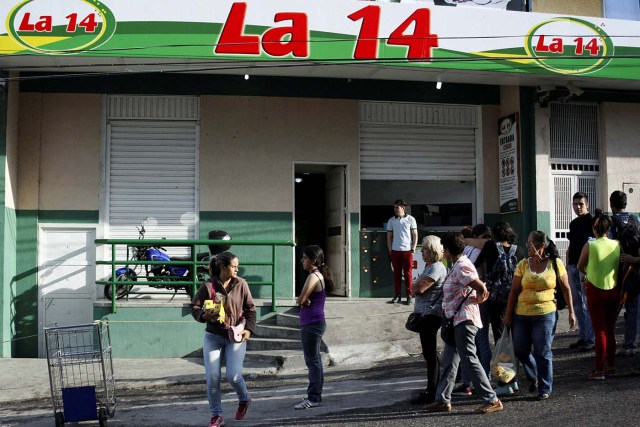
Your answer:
[44,320,117,426]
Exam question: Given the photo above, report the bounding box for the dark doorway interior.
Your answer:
[294,172,326,295]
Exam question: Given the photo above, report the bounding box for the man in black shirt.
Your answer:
[566,192,595,351]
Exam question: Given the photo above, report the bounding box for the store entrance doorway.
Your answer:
[294,164,349,297]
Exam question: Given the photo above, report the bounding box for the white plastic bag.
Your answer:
[490,327,518,383]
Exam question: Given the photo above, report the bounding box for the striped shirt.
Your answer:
[514,258,567,316]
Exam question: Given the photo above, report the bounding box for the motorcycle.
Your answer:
[104,221,231,300]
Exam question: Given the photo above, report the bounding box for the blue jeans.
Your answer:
[512,312,556,395]
[301,322,326,403]
[623,294,639,349]
[204,331,250,416]
[568,264,594,344]
[436,322,497,405]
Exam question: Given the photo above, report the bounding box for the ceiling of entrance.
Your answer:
[2,56,639,92]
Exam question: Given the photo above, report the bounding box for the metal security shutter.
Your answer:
[106,96,199,255]
[360,102,478,180]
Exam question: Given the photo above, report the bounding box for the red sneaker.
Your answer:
[209,414,225,427]
[236,396,251,420]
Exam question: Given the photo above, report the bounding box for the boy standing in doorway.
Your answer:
[567,192,595,351]
[386,199,418,305]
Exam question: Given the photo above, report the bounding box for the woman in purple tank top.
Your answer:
[294,245,334,410]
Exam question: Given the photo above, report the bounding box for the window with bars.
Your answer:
[549,103,600,262]
[550,103,599,162]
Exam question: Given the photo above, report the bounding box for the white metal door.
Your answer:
[326,166,348,296]
[551,175,598,261]
[38,226,96,356]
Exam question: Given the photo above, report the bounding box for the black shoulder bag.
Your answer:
[440,291,471,346]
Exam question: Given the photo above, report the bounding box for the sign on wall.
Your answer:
[498,114,521,214]
[0,0,638,81]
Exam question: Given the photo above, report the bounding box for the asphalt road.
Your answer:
[2,326,639,426]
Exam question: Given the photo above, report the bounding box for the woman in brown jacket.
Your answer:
[191,251,257,427]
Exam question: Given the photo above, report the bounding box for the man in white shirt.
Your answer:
[386,199,418,305]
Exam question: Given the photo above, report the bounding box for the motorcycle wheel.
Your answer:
[104,271,137,300]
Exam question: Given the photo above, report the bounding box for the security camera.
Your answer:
[566,83,584,97]
[537,84,555,92]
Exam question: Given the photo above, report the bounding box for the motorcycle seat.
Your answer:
[171,252,211,261]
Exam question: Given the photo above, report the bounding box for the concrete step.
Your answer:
[275,312,301,328]
[244,349,331,372]
[254,324,301,340]
[247,337,302,351]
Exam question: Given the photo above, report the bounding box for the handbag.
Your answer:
[440,291,471,346]
[228,317,246,343]
[406,293,443,333]
[405,312,424,332]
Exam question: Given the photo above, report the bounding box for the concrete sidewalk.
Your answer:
[0,309,574,405]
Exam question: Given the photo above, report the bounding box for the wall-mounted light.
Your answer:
[436,81,442,90]
[295,177,303,184]
[244,74,249,80]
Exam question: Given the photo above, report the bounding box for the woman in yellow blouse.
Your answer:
[504,231,576,400]
[577,210,621,380]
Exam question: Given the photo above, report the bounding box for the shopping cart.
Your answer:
[45,321,117,426]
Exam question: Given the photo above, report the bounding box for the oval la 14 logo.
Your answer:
[7,0,116,54]
[524,17,614,75]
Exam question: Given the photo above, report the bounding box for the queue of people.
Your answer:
[188,190,639,425]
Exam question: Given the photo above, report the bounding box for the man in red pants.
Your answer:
[386,199,418,305]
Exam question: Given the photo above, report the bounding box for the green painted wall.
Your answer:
[3,207,17,357]
[94,305,204,358]
[0,85,9,357]
[350,213,361,298]
[199,211,294,300]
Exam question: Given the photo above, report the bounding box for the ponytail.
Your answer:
[209,251,237,279]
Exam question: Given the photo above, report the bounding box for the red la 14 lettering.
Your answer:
[18,12,99,33]
[18,12,52,32]
[535,35,563,53]
[215,2,309,57]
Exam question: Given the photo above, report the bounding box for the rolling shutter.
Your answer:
[359,102,478,181]
[106,96,199,255]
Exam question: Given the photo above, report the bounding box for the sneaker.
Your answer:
[410,391,433,405]
[209,414,225,427]
[580,343,595,352]
[587,370,606,381]
[236,396,251,420]
[616,348,635,356]
[537,393,550,401]
[474,399,503,414]
[425,401,452,413]
[294,397,319,410]
[568,339,586,349]
[386,295,400,304]
[495,384,515,397]
[452,384,473,396]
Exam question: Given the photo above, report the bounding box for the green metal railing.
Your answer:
[95,238,296,313]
